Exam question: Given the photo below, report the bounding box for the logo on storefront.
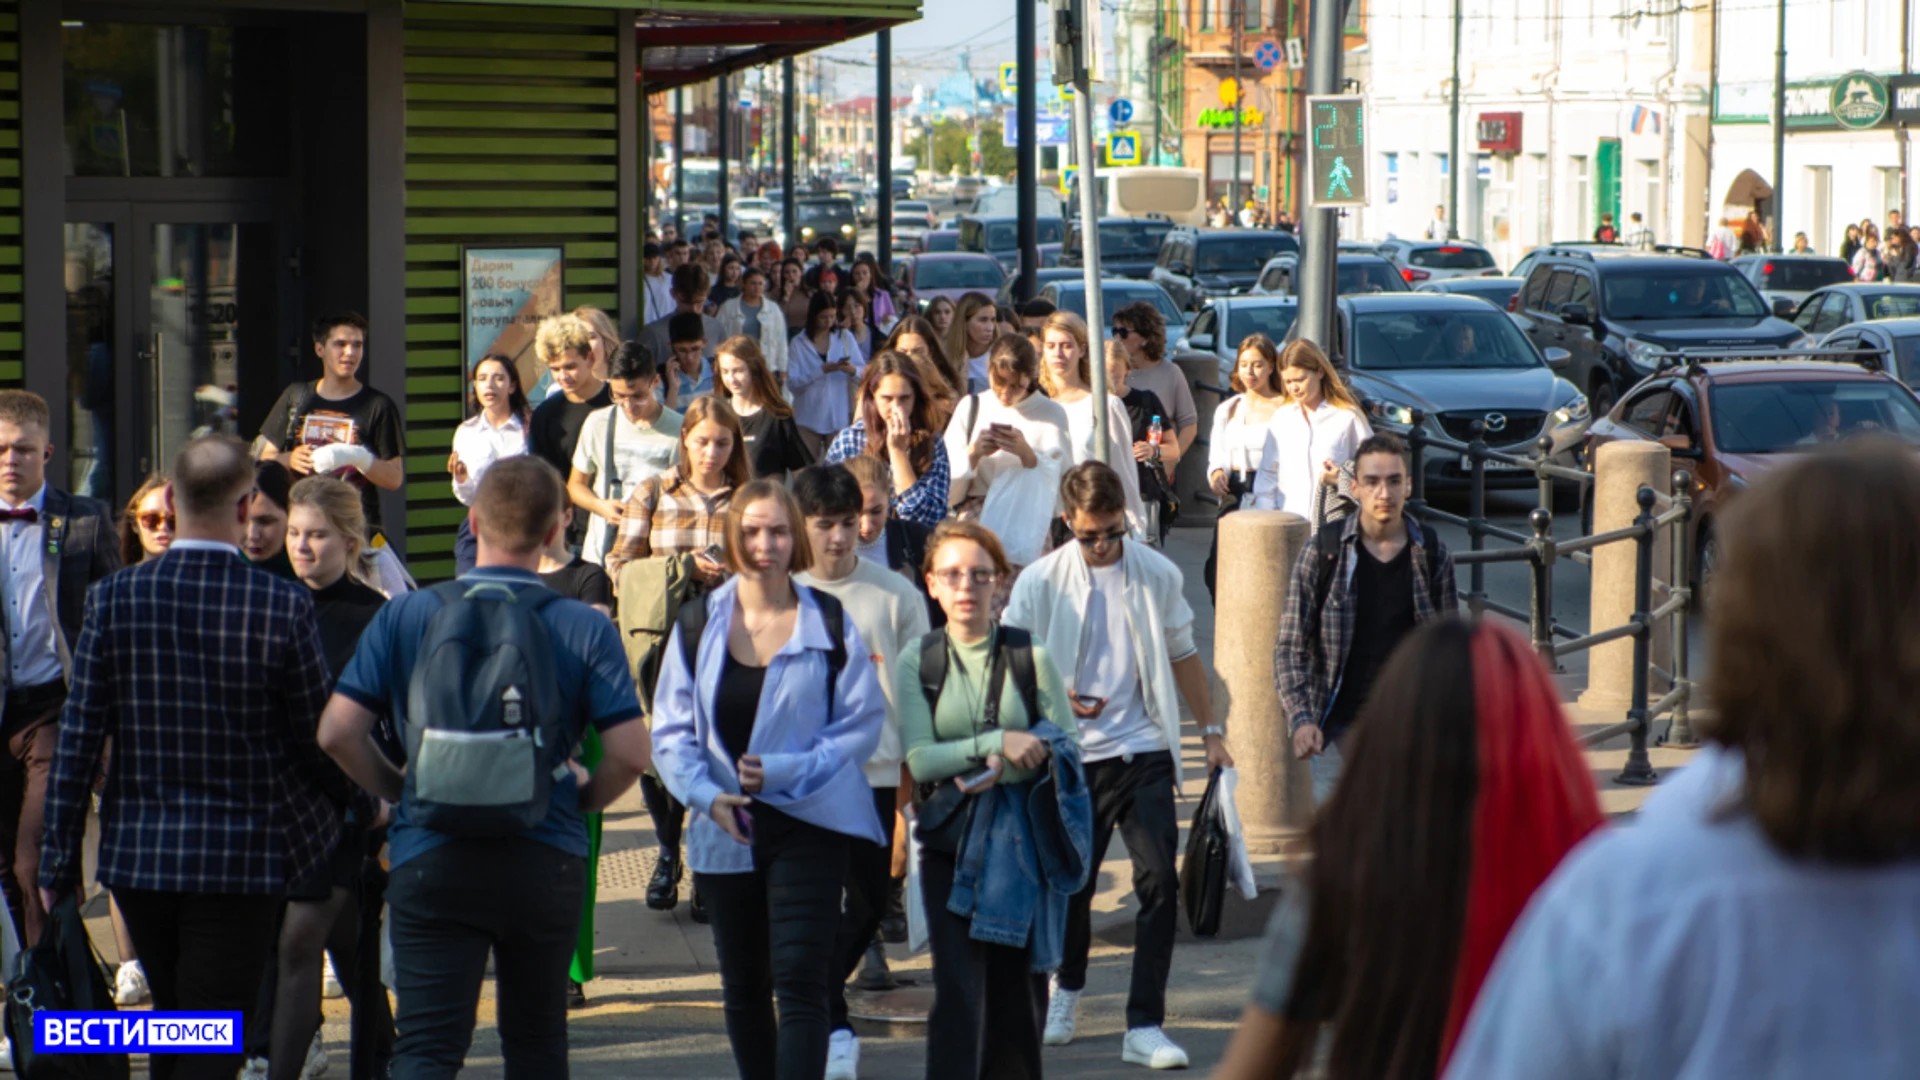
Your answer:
[1830,71,1889,131]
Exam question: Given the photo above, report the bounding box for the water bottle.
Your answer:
[1148,416,1164,462]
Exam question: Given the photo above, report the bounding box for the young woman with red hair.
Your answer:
[1214,618,1604,1080]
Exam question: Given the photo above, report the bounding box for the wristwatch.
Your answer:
[1201,725,1225,738]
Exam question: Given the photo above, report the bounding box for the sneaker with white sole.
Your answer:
[0,1034,13,1072]
[300,1030,329,1079]
[113,960,150,1006]
[321,954,344,999]
[1042,982,1080,1046]
[1121,1026,1190,1069]
[238,1058,269,1080]
[824,1027,860,1080]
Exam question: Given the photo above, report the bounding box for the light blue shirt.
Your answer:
[1445,746,1920,1080]
[650,578,887,874]
[1,486,62,688]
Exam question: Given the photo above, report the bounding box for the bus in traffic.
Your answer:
[1066,166,1207,226]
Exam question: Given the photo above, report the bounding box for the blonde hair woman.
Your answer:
[944,293,999,395]
[573,305,620,381]
[1038,311,1146,534]
[1252,339,1372,528]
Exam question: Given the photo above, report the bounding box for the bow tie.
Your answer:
[0,507,36,524]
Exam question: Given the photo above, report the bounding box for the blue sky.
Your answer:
[823,3,1038,97]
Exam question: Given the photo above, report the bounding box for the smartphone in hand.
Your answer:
[957,763,999,792]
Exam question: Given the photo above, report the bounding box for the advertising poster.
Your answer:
[463,247,564,407]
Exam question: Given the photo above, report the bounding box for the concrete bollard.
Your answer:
[1174,354,1225,524]
[1577,440,1671,712]
[1216,508,1313,853]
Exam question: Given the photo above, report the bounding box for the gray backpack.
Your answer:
[403,579,571,836]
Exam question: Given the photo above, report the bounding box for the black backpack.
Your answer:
[675,588,849,710]
[402,579,570,837]
[912,625,1042,851]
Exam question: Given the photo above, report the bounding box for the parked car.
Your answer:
[1060,217,1178,279]
[891,200,937,249]
[975,185,1064,218]
[951,176,984,206]
[1173,296,1306,386]
[732,197,777,230]
[1789,283,1920,336]
[998,267,1083,308]
[1416,276,1526,310]
[1150,227,1300,311]
[1036,242,1063,269]
[1582,356,1920,581]
[1508,242,1625,291]
[894,253,1008,311]
[794,195,858,246]
[917,229,961,254]
[1376,238,1502,283]
[891,175,914,200]
[957,214,1067,274]
[1513,247,1802,417]
[1727,253,1854,308]
[1037,279,1187,336]
[1250,252,1410,297]
[1816,317,1920,386]
[1296,294,1591,489]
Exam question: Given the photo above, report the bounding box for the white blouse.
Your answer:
[1252,400,1373,527]
[942,390,1072,567]
[1207,393,1281,477]
[449,411,529,506]
[788,329,866,435]
[1057,391,1148,536]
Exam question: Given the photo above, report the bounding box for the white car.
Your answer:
[732,197,777,229]
[891,200,937,249]
[1376,238,1503,284]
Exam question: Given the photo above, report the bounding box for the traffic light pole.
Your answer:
[782,59,796,248]
[1295,0,1345,353]
[1055,0,1108,462]
[877,30,893,261]
[1018,0,1039,304]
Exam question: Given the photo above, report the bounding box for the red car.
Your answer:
[1582,358,1920,580]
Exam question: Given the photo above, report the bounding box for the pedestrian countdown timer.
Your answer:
[1306,94,1367,209]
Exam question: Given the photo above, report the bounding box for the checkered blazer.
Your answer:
[40,547,342,895]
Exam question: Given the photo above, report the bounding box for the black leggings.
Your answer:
[640,772,686,856]
[697,807,850,1080]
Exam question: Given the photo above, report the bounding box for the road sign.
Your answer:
[1106,132,1142,166]
[1061,164,1078,195]
[1001,62,1018,95]
[1285,38,1305,70]
[1254,41,1282,70]
[1306,94,1367,209]
[1109,98,1134,124]
[1218,78,1239,106]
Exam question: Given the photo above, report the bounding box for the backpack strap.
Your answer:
[676,590,710,680]
[917,628,949,710]
[680,588,849,709]
[283,380,320,446]
[1308,522,1346,630]
[999,625,1042,726]
[1419,521,1442,593]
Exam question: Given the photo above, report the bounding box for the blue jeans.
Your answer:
[1309,740,1346,807]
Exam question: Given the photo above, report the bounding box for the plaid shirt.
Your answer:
[604,472,734,581]
[1273,512,1458,734]
[824,422,951,527]
[41,546,343,894]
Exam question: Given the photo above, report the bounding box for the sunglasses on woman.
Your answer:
[136,512,175,532]
[1110,326,1133,340]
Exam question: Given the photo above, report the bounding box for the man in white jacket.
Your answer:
[791,465,930,1080]
[1003,461,1231,1072]
[715,264,790,383]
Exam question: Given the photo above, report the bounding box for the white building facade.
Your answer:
[1351,0,1719,271]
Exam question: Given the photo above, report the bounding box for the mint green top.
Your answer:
[898,625,1078,786]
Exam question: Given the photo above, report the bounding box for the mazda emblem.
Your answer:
[1483,412,1509,433]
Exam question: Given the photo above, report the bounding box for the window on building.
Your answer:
[1202,0,1214,31]
[1571,155,1590,240]
[1241,0,1262,31]
[1880,166,1904,225]
[1804,165,1832,255]
[1532,155,1549,246]
[1640,159,1661,244]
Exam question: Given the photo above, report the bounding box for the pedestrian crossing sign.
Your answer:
[1001,62,1018,94]
[1106,132,1142,166]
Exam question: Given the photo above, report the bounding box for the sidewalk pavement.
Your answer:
[84,521,1699,1077]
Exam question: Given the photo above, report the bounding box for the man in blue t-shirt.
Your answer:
[319,457,650,1076]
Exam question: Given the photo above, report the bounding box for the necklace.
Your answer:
[740,603,795,644]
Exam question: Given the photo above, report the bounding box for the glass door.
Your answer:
[140,221,253,476]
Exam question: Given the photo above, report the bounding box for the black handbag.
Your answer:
[1179,769,1231,938]
[5,896,130,1079]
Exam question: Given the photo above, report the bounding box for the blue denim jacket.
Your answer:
[945,722,1091,972]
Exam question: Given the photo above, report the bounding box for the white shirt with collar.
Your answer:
[1,485,62,688]
[1252,399,1373,524]
[167,538,246,558]
[449,411,529,506]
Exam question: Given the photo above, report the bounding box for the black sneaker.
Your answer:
[567,981,588,1010]
[853,938,894,991]
[690,888,709,925]
[647,854,682,911]
[879,878,907,944]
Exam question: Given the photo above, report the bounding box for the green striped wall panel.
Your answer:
[402,2,623,579]
[0,2,17,388]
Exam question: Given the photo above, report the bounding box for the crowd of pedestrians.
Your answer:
[4,202,1915,1080]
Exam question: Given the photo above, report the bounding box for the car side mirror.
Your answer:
[1772,296,1798,317]
[1543,347,1572,371]
[1187,332,1215,352]
[1559,302,1593,326]
[1657,433,1702,459]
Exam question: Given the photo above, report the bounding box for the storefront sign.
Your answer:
[1889,75,1920,125]
[1476,112,1522,153]
[1196,107,1265,129]
[1830,71,1890,130]
[1716,74,1900,130]
[463,247,564,401]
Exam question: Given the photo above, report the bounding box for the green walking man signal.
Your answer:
[1306,95,1367,209]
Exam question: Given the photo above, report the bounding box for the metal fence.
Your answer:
[1403,415,1695,784]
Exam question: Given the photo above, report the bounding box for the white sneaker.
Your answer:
[824,1028,860,1080]
[1121,1026,1190,1069]
[113,960,150,1006]
[321,954,344,999]
[238,1058,269,1080]
[0,1034,13,1072]
[299,1030,329,1080]
[1042,980,1080,1046]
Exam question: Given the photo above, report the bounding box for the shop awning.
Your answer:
[635,1,921,92]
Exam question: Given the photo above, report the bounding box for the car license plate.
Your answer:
[1460,454,1528,472]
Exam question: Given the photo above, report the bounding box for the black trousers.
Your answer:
[111,888,282,1080]
[829,786,898,1032]
[385,838,585,1080]
[640,772,686,856]
[920,847,1046,1080]
[1056,750,1180,1030]
[697,807,849,1080]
